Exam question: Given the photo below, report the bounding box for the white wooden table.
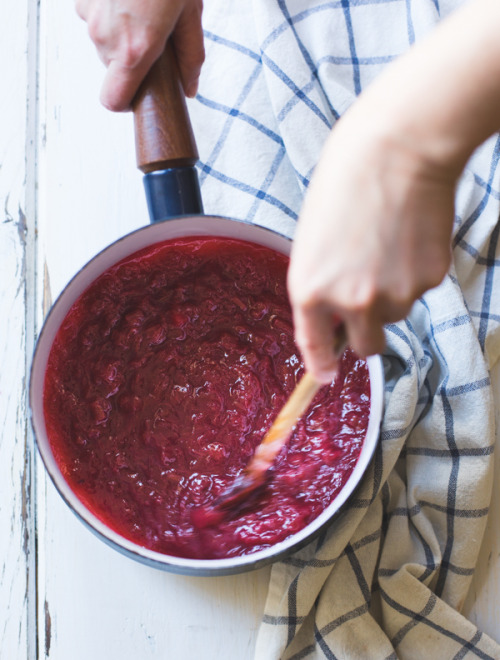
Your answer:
[1,2,498,658]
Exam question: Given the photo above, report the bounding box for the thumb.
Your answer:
[293,304,343,384]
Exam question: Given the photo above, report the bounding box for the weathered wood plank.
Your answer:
[0,0,37,658]
[36,3,269,659]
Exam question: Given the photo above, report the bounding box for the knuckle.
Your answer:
[121,27,164,69]
[287,276,316,309]
[346,282,378,313]
[87,14,108,47]
[74,0,86,20]
[390,282,415,309]
[118,37,147,69]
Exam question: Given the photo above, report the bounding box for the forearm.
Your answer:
[288,0,500,379]
[346,0,500,178]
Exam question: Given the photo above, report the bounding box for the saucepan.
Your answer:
[30,47,384,576]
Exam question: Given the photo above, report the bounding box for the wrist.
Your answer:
[344,0,500,181]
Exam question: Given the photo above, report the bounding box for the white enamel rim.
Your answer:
[30,216,384,575]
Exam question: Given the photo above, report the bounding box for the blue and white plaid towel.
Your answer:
[188,1,500,657]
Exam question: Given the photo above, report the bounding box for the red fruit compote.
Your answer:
[43,237,371,560]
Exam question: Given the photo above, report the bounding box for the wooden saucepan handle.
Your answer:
[132,43,199,174]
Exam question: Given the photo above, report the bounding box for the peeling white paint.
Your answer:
[0,0,37,657]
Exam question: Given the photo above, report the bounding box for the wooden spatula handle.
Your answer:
[247,371,321,476]
[261,372,320,448]
[132,43,199,173]
[248,323,348,471]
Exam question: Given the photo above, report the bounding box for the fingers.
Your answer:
[172,0,205,98]
[74,0,88,21]
[100,51,162,111]
[293,304,343,383]
[293,300,388,384]
[76,0,204,111]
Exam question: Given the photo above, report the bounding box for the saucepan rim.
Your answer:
[30,214,384,575]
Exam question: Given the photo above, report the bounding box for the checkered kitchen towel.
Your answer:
[187,0,500,657]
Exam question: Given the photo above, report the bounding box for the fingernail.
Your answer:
[185,79,199,98]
